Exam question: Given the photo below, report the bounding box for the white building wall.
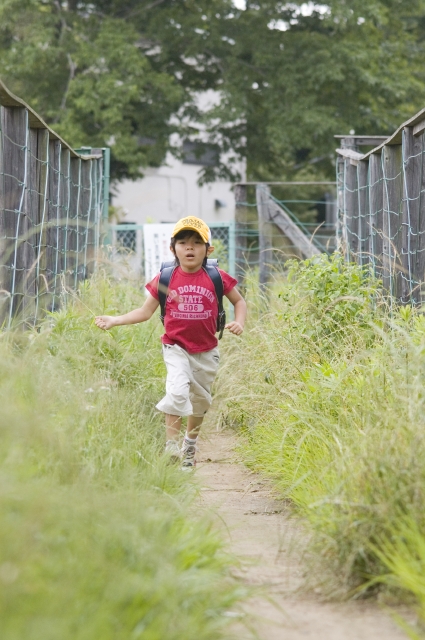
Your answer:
[112,153,244,225]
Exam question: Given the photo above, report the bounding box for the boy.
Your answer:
[95,216,247,469]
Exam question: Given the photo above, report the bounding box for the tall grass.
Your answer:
[0,273,244,640]
[216,254,425,629]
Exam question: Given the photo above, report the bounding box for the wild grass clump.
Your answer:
[0,273,244,640]
[216,253,425,625]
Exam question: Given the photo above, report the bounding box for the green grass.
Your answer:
[216,254,425,633]
[0,273,245,640]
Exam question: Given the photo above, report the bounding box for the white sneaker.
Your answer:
[165,440,181,463]
[181,439,197,471]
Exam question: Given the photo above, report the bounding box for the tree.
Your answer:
[2,1,425,184]
[0,0,227,181]
[198,0,425,181]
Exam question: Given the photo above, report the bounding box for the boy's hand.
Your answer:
[225,321,244,336]
[95,315,116,330]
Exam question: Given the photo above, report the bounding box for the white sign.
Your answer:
[143,224,175,283]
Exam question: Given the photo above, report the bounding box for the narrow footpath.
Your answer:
[197,428,409,640]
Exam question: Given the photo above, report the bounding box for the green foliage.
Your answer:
[200,0,425,181]
[0,274,245,639]
[280,253,379,349]
[2,1,425,183]
[216,255,425,629]
[0,2,185,181]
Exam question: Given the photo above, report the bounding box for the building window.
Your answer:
[182,141,219,167]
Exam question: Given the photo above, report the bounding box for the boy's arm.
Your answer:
[95,293,160,330]
[224,288,247,336]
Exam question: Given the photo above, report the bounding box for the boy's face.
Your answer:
[172,232,214,272]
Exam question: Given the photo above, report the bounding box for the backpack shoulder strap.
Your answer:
[158,266,176,325]
[203,263,224,299]
[203,264,226,339]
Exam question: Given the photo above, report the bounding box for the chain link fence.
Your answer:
[0,80,109,328]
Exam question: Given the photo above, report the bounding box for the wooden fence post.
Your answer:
[368,152,384,277]
[35,129,49,317]
[69,157,81,288]
[357,160,369,265]
[80,159,92,280]
[382,144,403,296]
[86,160,97,278]
[256,183,273,290]
[0,105,28,326]
[417,135,425,303]
[23,128,40,325]
[46,139,61,310]
[234,184,248,286]
[60,148,71,286]
[401,127,422,303]
[344,160,359,259]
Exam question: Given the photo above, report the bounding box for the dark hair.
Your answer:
[170,229,210,266]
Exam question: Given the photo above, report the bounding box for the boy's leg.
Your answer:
[157,345,194,461]
[157,345,192,444]
[166,414,182,441]
[187,348,220,423]
[182,349,220,469]
[181,416,204,469]
[186,415,204,438]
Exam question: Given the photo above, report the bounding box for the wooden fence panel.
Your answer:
[46,139,61,310]
[256,184,274,289]
[382,144,403,297]
[234,184,248,286]
[23,128,39,324]
[368,152,384,277]
[402,127,422,303]
[69,157,81,288]
[336,105,425,304]
[344,161,359,258]
[35,129,49,316]
[80,159,92,281]
[60,148,71,285]
[417,134,425,303]
[357,159,369,265]
[0,106,28,324]
[0,81,107,327]
[85,160,97,278]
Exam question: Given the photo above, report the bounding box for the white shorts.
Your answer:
[156,344,220,417]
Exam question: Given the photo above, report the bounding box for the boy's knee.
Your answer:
[190,394,212,417]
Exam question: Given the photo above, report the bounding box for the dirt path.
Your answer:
[197,427,409,640]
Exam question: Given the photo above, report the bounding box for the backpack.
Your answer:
[158,259,226,339]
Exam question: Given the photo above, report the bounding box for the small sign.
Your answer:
[143,224,175,283]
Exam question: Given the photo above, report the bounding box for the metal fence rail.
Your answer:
[336,112,425,305]
[0,80,110,328]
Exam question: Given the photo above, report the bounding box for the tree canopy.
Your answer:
[1,0,425,182]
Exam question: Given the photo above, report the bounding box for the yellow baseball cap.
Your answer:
[171,216,212,244]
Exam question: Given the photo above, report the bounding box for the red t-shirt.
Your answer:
[146,266,238,353]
